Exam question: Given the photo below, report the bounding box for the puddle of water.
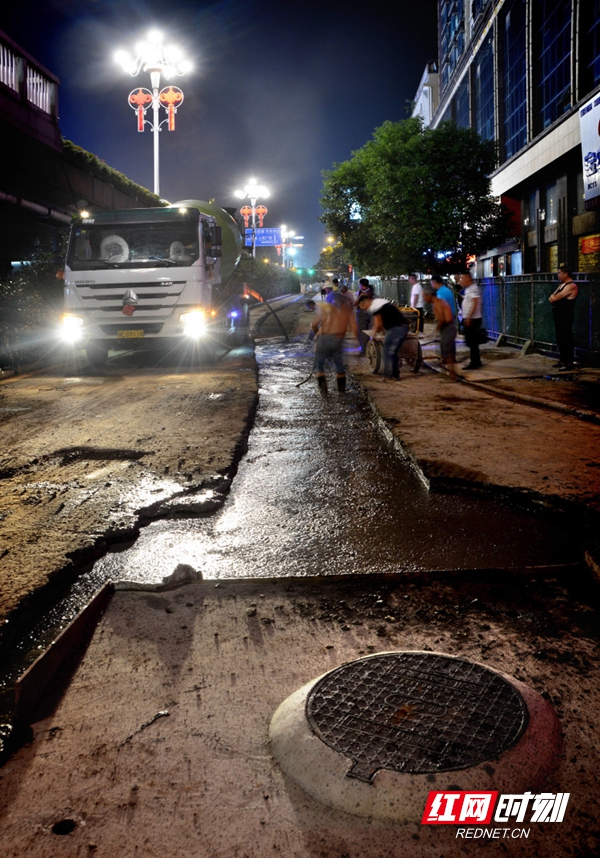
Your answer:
[92,339,578,585]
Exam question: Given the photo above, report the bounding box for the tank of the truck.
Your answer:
[171,200,242,285]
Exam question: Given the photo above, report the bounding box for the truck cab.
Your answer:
[62,203,241,367]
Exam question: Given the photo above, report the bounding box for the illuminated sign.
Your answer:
[580,93,600,211]
[245,228,282,247]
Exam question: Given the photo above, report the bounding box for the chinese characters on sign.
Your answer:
[244,228,282,247]
[580,94,600,211]
[422,791,570,825]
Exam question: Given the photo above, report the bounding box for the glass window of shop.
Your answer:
[502,0,527,159]
[546,182,558,224]
[510,252,523,275]
[534,0,571,131]
[474,32,495,141]
[528,191,537,229]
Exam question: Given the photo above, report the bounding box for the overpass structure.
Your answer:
[0,29,159,274]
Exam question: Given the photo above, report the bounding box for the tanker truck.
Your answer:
[61,199,243,367]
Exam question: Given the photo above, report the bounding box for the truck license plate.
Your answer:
[118,330,144,338]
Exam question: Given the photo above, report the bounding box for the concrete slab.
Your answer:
[0,575,598,858]
[422,343,586,382]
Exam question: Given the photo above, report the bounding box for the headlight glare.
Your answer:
[61,314,84,343]
[180,309,207,338]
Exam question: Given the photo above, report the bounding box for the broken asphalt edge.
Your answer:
[0,353,260,683]
[350,367,600,590]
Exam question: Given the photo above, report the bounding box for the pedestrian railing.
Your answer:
[380,274,600,365]
[480,275,599,363]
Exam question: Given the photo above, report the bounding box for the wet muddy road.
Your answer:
[0,330,583,741]
[94,338,576,585]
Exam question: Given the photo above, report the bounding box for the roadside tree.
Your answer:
[0,237,66,368]
[315,242,351,279]
[232,253,300,301]
[320,118,510,275]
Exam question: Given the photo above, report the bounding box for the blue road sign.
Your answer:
[245,228,282,247]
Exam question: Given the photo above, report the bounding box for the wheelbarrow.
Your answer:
[363,306,423,375]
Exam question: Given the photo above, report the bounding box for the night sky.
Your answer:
[2,0,438,266]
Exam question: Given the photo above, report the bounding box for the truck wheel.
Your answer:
[86,341,109,370]
[188,340,214,366]
[366,339,381,374]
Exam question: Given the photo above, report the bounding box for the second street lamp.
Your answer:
[234,180,270,258]
[280,225,296,268]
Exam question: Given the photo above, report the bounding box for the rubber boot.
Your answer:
[336,374,346,393]
[317,375,328,396]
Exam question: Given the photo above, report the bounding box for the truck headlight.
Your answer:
[61,314,84,343]
[180,309,207,338]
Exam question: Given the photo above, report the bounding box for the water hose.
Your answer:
[296,349,317,386]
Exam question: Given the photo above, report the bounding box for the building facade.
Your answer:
[412,60,440,128]
[417,0,600,361]
[0,29,160,273]
[430,0,600,277]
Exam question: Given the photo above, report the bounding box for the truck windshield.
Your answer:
[67,221,200,270]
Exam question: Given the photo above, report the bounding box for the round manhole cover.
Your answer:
[305,651,529,782]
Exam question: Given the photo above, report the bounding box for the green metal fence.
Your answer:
[380,279,411,305]
[480,275,600,364]
[379,275,600,365]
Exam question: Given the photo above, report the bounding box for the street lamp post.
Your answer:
[234,180,270,258]
[280,225,294,268]
[115,30,191,196]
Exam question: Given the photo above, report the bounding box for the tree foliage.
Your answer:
[0,237,67,367]
[320,118,510,275]
[231,253,300,301]
[315,242,350,277]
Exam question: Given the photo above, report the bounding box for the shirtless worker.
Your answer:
[307,295,358,395]
[423,285,458,382]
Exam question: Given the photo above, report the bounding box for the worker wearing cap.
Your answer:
[354,278,374,355]
[357,295,409,381]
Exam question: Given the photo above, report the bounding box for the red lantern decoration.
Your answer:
[240,206,252,228]
[159,86,184,131]
[129,88,153,132]
[255,205,268,227]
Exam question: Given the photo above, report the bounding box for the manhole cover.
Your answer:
[305,652,529,782]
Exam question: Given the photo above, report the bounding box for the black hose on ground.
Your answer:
[296,349,317,387]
